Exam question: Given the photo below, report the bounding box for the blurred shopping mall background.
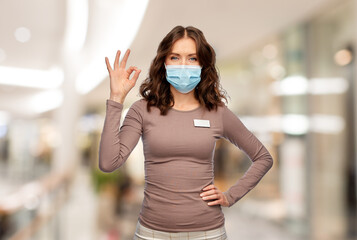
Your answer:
[0,0,356,239]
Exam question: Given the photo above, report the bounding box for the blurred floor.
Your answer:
[61,164,304,240]
[223,206,304,240]
[60,165,98,240]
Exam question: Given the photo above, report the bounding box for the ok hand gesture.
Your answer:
[105,49,141,103]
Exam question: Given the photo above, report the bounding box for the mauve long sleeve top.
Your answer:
[98,98,273,232]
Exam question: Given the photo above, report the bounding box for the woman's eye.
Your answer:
[170,56,179,60]
[189,57,198,61]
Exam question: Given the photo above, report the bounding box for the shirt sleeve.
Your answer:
[98,99,143,172]
[221,105,274,207]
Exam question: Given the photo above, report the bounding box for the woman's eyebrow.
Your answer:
[170,52,197,56]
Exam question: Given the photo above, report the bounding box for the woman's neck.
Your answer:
[170,86,200,111]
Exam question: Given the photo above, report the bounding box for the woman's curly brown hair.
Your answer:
[139,25,228,115]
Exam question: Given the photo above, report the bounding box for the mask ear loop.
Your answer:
[195,65,202,90]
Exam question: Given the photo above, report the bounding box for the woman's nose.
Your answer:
[180,59,186,65]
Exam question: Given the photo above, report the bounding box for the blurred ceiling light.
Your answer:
[262,44,278,60]
[0,66,64,89]
[76,0,149,94]
[270,75,308,95]
[30,90,63,114]
[334,49,353,66]
[63,0,88,53]
[271,76,348,95]
[268,62,286,79]
[309,78,348,95]
[282,114,309,135]
[14,27,31,43]
[76,60,106,94]
[240,114,344,135]
[0,48,6,62]
[310,114,345,134]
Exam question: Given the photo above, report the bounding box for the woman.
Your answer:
[99,26,274,240]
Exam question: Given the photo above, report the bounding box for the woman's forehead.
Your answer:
[170,37,197,54]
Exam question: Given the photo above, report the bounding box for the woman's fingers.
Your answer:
[200,185,218,199]
[201,189,217,197]
[114,50,121,70]
[120,49,131,68]
[201,193,218,200]
[208,198,228,206]
[105,57,113,72]
[207,199,221,206]
[105,49,140,98]
[105,49,130,72]
[126,66,136,75]
[200,184,229,207]
[123,66,141,88]
[202,184,215,191]
[130,68,141,83]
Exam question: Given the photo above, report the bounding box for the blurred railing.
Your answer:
[0,167,75,240]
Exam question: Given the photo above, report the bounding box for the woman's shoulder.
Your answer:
[212,103,238,121]
[214,102,229,114]
[129,98,147,110]
[131,98,147,105]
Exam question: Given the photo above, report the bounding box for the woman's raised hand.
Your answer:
[105,49,141,103]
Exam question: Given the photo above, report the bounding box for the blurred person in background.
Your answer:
[99,25,274,240]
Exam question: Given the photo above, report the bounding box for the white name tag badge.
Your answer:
[194,119,210,128]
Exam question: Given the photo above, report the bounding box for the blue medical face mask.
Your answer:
[164,64,202,94]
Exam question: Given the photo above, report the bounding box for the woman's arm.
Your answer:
[98,49,142,172]
[98,99,143,172]
[221,106,274,207]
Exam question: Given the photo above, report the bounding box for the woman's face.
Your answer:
[165,37,200,66]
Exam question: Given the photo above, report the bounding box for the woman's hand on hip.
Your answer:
[200,184,229,207]
[105,49,141,103]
